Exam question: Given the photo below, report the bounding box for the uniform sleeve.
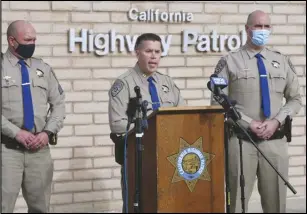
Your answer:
[274,56,302,124]
[210,57,253,129]
[1,115,21,139]
[43,65,66,134]
[108,79,131,134]
[171,79,186,106]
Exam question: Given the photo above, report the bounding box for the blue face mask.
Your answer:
[251,29,270,46]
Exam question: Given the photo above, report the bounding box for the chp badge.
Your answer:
[177,147,206,181]
[111,80,124,97]
[162,85,169,93]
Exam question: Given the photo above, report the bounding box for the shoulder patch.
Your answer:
[111,80,124,97]
[287,57,296,74]
[214,57,227,75]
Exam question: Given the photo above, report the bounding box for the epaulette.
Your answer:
[266,46,282,55]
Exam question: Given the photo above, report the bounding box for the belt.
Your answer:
[1,134,27,151]
[236,129,285,143]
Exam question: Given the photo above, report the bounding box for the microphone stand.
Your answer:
[221,97,297,213]
[133,86,148,213]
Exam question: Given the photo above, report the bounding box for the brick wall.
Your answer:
[1,1,306,212]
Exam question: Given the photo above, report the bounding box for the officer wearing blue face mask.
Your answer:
[211,10,302,213]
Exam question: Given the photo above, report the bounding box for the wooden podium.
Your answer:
[126,106,225,213]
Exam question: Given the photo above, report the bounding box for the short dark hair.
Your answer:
[135,33,162,50]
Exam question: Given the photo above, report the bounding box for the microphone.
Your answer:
[207,75,241,121]
[134,86,142,99]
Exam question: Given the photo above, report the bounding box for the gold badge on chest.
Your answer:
[36,69,44,77]
[271,60,280,68]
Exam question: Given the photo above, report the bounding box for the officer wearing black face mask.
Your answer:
[1,20,66,213]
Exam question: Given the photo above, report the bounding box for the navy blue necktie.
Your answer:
[18,60,35,131]
[255,53,271,118]
[147,76,160,110]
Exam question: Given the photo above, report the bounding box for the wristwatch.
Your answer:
[42,130,53,138]
[42,130,57,145]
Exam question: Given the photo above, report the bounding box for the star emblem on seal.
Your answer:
[167,137,215,192]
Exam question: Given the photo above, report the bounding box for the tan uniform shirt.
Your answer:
[1,50,66,139]
[212,45,302,128]
[109,63,185,134]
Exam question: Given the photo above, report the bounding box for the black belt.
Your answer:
[236,129,285,143]
[1,134,27,151]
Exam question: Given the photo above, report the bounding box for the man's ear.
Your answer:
[8,36,16,47]
[135,49,140,59]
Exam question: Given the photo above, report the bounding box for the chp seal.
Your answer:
[177,147,206,181]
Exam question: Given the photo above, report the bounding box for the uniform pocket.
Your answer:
[160,93,175,107]
[269,71,286,93]
[1,80,20,102]
[231,70,258,93]
[32,78,48,103]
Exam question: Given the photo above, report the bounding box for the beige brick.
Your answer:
[95,136,114,146]
[53,158,93,170]
[93,23,130,34]
[93,1,131,11]
[15,196,27,207]
[33,46,52,57]
[169,68,203,77]
[74,191,112,202]
[52,1,91,11]
[93,200,122,212]
[41,57,71,69]
[187,56,220,66]
[204,24,238,34]
[169,2,203,12]
[181,90,203,99]
[30,12,69,22]
[74,147,112,158]
[72,58,111,68]
[289,146,305,156]
[292,56,306,66]
[71,12,110,23]
[273,25,304,34]
[53,203,94,213]
[294,66,305,76]
[73,168,112,180]
[2,11,29,21]
[51,193,73,205]
[112,167,122,177]
[188,99,211,106]
[37,35,67,45]
[93,92,109,102]
[273,5,305,14]
[204,90,212,98]
[94,114,109,124]
[289,176,306,186]
[58,81,72,92]
[54,181,92,193]
[289,166,305,176]
[57,136,93,147]
[171,35,183,45]
[159,57,185,67]
[73,80,111,91]
[53,69,92,80]
[221,15,247,24]
[131,2,167,11]
[287,186,306,197]
[204,67,215,77]
[64,92,93,102]
[288,15,306,24]
[289,156,306,166]
[74,102,108,114]
[30,23,52,33]
[57,125,74,137]
[111,12,132,23]
[269,15,287,24]
[93,178,121,190]
[192,14,220,24]
[113,190,122,200]
[168,24,203,34]
[10,1,50,10]
[65,103,72,114]
[131,24,168,34]
[239,4,271,13]
[266,35,288,45]
[292,126,305,136]
[293,117,306,126]
[187,79,207,88]
[93,68,127,79]
[111,57,138,68]
[272,46,305,55]
[2,22,8,34]
[52,171,73,181]
[52,24,92,34]
[173,79,186,89]
[289,36,306,45]
[94,157,119,168]
[291,136,306,146]
[50,148,73,159]
[75,124,111,135]
[205,3,238,13]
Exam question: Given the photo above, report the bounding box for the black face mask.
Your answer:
[14,40,35,59]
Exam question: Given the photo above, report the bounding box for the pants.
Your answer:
[1,144,54,213]
[228,136,289,213]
